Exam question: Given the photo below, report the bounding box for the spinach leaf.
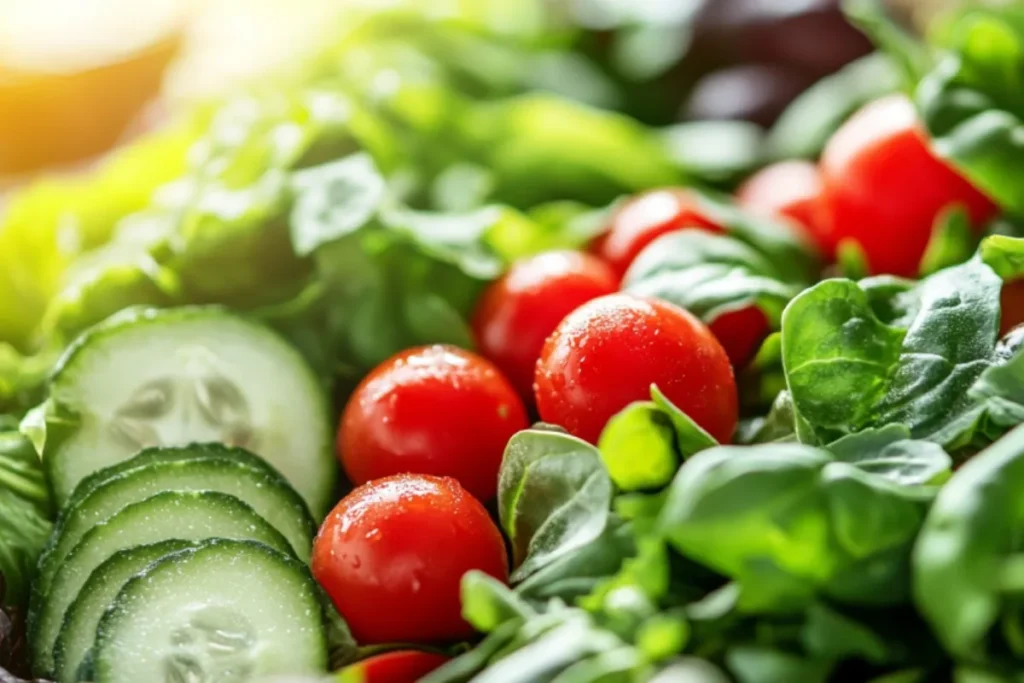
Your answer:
[782,258,1002,446]
[914,422,1024,664]
[597,386,716,492]
[497,430,613,583]
[660,443,929,612]
[919,207,980,277]
[624,231,808,338]
[826,426,952,486]
[916,6,1024,216]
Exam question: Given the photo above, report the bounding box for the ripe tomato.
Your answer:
[598,189,724,278]
[1001,280,1024,337]
[535,294,738,444]
[339,345,528,501]
[472,251,618,401]
[737,160,828,254]
[338,651,449,683]
[312,474,509,645]
[819,94,998,277]
[708,305,770,370]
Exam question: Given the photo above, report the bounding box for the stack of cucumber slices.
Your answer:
[25,308,336,683]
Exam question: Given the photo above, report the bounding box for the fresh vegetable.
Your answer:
[337,651,449,683]
[471,251,618,402]
[819,94,998,276]
[338,345,527,501]
[534,294,737,446]
[312,475,508,645]
[92,540,327,683]
[29,490,295,677]
[597,189,724,278]
[0,431,52,611]
[29,307,335,517]
[736,160,827,252]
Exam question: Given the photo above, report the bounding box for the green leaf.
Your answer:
[801,603,890,663]
[0,430,53,608]
[826,426,952,485]
[835,240,871,281]
[624,231,806,329]
[980,234,1024,279]
[919,206,981,277]
[497,430,613,583]
[842,0,932,89]
[660,121,764,186]
[916,7,1024,215]
[650,658,731,683]
[914,422,1024,662]
[651,386,719,458]
[726,646,831,683]
[461,571,535,633]
[290,153,387,256]
[782,258,1003,446]
[598,403,678,492]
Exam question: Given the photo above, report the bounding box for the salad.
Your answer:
[4,1,1024,682]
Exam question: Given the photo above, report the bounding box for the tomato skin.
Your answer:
[341,651,449,683]
[708,305,770,370]
[819,94,998,277]
[472,251,618,402]
[599,189,724,278]
[312,474,509,645]
[737,160,827,254]
[339,345,528,501]
[535,294,738,444]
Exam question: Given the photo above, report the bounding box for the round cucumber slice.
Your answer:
[54,540,199,683]
[37,444,316,594]
[93,540,327,683]
[43,307,336,517]
[30,490,293,678]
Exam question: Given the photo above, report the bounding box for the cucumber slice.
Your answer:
[30,490,293,677]
[54,540,199,683]
[41,307,335,516]
[94,540,327,683]
[37,444,316,594]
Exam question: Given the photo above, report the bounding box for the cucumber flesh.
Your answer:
[30,490,293,677]
[44,307,335,517]
[54,540,198,683]
[37,445,316,594]
[94,540,327,683]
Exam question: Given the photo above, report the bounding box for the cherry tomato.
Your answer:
[535,294,738,444]
[1000,280,1024,337]
[312,474,509,645]
[737,160,828,254]
[472,251,618,402]
[339,345,528,501]
[339,651,449,683]
[598,189,724,278]
[708,305,770,370]
[819,94,998,277]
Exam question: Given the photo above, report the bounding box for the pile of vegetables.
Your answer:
[4,1,1024,682]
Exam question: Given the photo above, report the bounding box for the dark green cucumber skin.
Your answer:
[92,539,328,683]
[53,540,199,683]
[36,444,316,592]
[44,306,336,516]
[29,490,295,678]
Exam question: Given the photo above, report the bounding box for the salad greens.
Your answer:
[8,1,1024,682]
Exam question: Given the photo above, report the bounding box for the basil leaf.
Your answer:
[827,426,952,486]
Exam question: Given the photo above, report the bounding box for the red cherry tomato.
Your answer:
[472,251,618,401]
[819,94,998,277]
[1001,280,1024,336]
[339,345,528,501]
[535,294,738,444]
[312,474,509,645]
[340,651,449,683]
[599,189,724,278]
[737,160,828,254]
[708,305,770,370]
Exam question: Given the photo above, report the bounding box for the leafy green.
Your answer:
[914,423,1024,665]
[0,429,53,609]
[916,6,1024,216]
[782,257,1003,447]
